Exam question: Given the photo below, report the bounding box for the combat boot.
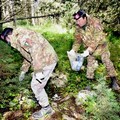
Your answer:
[32,105,54,120]
[110,77,120,91]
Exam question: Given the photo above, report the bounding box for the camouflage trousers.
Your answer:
[31,62,57,107]
[86,51,117,79]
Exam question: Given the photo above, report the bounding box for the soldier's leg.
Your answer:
[31,63,57,119]
[101,51,120,90]
[101,51,116,77]
[86,55,98,80]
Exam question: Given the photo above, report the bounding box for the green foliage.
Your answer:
[17,20,29,26]
[23,110,32,119]
[108,33,120,80]
[84,74,120,120]
[0,76,31,108]
[0,40,34,118]
[0,40,22,74]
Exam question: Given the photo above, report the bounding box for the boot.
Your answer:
[110,77,120,91]
[32,105,54,120]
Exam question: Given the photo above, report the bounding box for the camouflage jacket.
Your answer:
[9,27,58,72]
[72,15,108,56]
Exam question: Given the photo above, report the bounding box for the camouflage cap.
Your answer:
[73,10,86,20]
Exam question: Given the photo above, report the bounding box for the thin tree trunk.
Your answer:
[0,0,3,31]
[11,0,16,27]
[31,0,40,25]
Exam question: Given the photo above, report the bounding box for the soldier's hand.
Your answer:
[19,71,26,81]
[81,49,89,57]
[69,49,75,54]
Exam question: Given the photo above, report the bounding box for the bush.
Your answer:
[84,74,120,120]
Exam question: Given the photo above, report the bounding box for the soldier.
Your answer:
[72,10,120,91]
[0,27,58,119]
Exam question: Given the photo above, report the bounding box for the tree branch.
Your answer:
[0,13,61,24]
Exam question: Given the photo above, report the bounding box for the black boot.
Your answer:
[110,77,120,91]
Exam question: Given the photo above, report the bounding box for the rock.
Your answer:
[52,94,61,101]
[51,73,67,87]
[62,114,76,120]
[75,90,96,105]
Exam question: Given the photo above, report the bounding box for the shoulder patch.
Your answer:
[25,38,33,46]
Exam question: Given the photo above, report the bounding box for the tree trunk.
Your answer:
[31,0,40,25]
[26,0,32,25]
[11,0,16,27]
[0,0,3,31]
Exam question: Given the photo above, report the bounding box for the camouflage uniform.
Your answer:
[9,27,58,107]
[72,15,117,79]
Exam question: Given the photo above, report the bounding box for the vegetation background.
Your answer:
[0,0,120,120]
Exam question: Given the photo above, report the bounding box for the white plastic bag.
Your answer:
[67,50,84,71]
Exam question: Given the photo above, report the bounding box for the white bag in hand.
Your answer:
[67,50,84,71]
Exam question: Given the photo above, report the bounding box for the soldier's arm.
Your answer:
[18,59,31,81]
[72,29,82,52]
[20,59,31,73]
[88,20,106,54]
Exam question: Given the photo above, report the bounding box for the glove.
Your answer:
[67,49,76,56]
[81,49,89,57]
[35,72,45,83]
[67,49,77,61]
[19,71,26,81]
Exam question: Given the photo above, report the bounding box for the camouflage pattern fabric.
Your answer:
[72,15,117,78]
[86,55,97,79]
[9,27,58,72]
